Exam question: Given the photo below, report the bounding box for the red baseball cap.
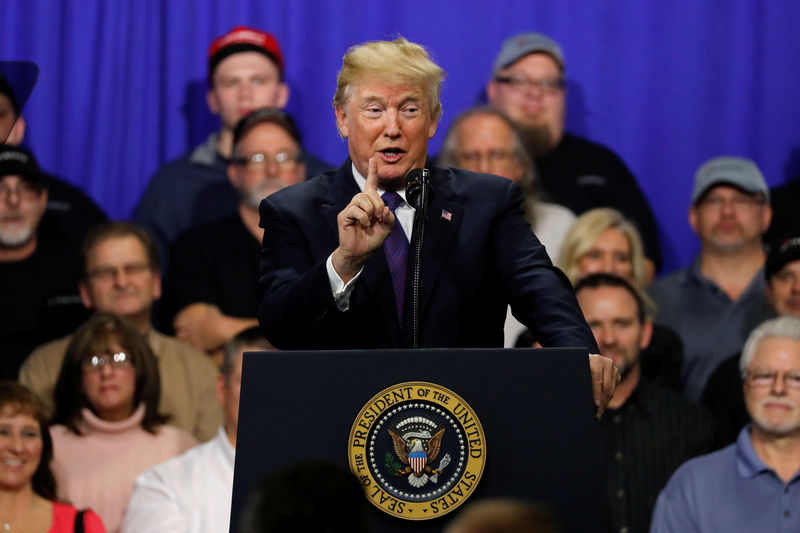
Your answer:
[207,26,284,78]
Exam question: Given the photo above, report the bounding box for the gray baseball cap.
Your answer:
[692,156,769,204]
[492,32,565,76]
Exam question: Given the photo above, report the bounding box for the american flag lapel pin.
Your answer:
[440,209,452,221]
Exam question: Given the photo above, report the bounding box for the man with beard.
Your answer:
[576,273,715,533]
[160,108,304,362]
[652,316,800,533]
[0,145,90,378]
[487,32,661,281]
[649,156,773,400]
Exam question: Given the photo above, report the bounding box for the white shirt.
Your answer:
[122,427,235,533]
[503,202,576,347]
[325,163,415,310]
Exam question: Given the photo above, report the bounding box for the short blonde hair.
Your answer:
[558,207,646,287]
[332,37,445,121]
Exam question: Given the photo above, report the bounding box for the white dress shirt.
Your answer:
[325,163,415,310]
[122,426,235,533]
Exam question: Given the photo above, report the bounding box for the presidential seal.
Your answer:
[348,381,486,520]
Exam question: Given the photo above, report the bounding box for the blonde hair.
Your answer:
[558,208,646,287]
[332,37,445,122]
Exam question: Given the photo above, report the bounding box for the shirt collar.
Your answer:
[190,132,227,168]
[217,425,236,467]
[735,425,800,483]
[351,163,409,205]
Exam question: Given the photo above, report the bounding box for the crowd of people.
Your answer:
[1,25,799,533]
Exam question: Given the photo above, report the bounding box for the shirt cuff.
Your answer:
[326,253,362,311]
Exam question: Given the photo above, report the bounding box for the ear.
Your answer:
[207,89,221,115]
[334,105,349,138]
[639,319,654,350]
[151,270,162,301]
[761,204,773,234]
[688,205,699,234]
[7,115,26,145]
[486,79,499,105]
[765,280,776,307]
[216,373,226,406]
[275,83,289,109]
[227,162,239,187]
[427,115,439,140]
[78,281,93,310]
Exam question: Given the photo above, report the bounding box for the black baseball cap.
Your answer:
[0,144,45,186]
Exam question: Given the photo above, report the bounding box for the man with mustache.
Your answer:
[649,156,773,399]
[160,108,304,362]
[652,316,800,533]
[576,273,715,533]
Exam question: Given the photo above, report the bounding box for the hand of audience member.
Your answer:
[331,158,394,283]
[589,353,620,419]
[173,303,257,353]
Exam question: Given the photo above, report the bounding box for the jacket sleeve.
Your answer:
[495,180,599,351]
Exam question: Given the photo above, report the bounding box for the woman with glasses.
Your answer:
[50,314,196,533]
[0,381,106,532]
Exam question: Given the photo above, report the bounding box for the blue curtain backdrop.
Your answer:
[2,0,799,273]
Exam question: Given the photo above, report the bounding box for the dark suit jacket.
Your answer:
[258,159,598,351]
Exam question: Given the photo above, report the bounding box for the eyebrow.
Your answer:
[357,92,424,106]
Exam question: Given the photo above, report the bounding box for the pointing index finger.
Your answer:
[365,157,379,194]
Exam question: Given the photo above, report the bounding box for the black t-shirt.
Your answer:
[160,214,260,332]
[766,175,800,242]
[40,172,107,247]
[701,352,748,448]
[536,133,662,269]
[0,224,90,379]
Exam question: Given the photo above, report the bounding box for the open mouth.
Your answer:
[379,149,405,162]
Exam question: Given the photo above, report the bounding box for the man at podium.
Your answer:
[257,37,618,414]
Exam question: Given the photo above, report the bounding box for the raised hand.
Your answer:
[332,158,395,282]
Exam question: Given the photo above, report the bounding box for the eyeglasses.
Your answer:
[82,352,132,372]
[0,181,43,201]
[493,75,565,94]
[456,150,517,167]
[231,152,302,172]
[698,195,765,211]
[746,369,800,389]
[87,262,152,282]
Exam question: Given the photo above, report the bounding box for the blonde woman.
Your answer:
[552,208,683,390]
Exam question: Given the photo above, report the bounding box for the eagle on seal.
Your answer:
[388,427,445,487]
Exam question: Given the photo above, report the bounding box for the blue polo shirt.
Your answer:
[651,426,800,533]
[648,257,772,399]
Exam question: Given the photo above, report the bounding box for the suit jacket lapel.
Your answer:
[321,159,359,241]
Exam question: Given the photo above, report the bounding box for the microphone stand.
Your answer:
[406,168,430,349]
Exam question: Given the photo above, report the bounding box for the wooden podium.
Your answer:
[230,348,608,532]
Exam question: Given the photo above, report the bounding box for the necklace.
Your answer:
[0,496,34,531]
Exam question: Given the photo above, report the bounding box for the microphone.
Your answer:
[405,168,431,350]
[405,168,431,212]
